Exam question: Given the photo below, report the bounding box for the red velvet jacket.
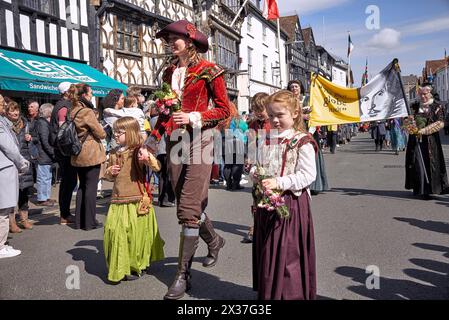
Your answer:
[151,59,232,140]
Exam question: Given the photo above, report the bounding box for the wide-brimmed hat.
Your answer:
[156,20,209,53]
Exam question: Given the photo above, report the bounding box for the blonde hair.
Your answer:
[125,96,138,108]
[267,90,306,132]
[251,92,269,113]
[113,116,143,148]
[0,94,5,114]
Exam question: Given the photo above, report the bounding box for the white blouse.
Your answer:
[171,65,202,129]
[252,129,317,197]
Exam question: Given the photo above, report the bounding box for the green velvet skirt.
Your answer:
[104,202,165,282]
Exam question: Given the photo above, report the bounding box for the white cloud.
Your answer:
[366,28,401,50]
[401,16,449,36]
[277,0,353,16]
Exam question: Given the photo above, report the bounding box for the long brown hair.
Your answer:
[67,83,91,108]
[267,90,306,133]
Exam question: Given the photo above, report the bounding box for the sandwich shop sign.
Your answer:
[0,48,127,97]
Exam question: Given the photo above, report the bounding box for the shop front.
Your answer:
[0,46,127,108]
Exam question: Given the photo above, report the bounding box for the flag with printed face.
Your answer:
[309,60,408,126]
[263,0,279,20]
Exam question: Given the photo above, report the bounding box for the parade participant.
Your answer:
[103,116,164,283]
[288,80,329,195]
[251,90,317,300]
[69,83,106,230]
[150,20,233,300]
[405,83,449,199]
[242,92,270,244]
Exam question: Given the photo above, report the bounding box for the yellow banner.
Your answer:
[309,73,360,126]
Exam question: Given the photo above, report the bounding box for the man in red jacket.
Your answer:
[150,20,234,300]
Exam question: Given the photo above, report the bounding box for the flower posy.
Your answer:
[154,83,181,116]
[402,115,426,135]
[253,165,290,218]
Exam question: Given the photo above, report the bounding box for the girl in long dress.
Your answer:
[252,90,317,300]
[103,117,164,283]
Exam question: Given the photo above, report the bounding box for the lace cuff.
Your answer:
[189,112,203,129]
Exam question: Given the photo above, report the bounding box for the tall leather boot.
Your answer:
[18,210,33,230]
[164,234,199,300]
[9,213,22,233]
[199,214,225,267]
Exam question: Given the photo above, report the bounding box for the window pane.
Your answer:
[117,33,123,49]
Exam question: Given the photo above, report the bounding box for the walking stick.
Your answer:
[394,59,429,184]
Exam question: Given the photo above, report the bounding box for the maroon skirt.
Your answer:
[252,190,317,300]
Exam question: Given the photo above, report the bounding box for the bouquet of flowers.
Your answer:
[402,115,427,135]
[153,82,181,116]
[252,165,290,219]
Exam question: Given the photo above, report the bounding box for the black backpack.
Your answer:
[56,108,87,157]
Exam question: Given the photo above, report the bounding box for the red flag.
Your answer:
[263,0,279,20]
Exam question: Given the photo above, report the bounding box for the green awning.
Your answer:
[0,48,127,97]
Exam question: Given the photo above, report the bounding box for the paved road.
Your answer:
[1,132,448,300]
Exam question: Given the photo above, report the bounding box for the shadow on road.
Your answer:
[394,217,449,235]
[332,187,416,201]
[211,220,252,238]
[148,257,256,300]
[66,239,109,284]
[413,243,449,259]
[335,262,449,299]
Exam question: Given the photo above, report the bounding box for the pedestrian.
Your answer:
[389,118,405,155]
[371,121,386,151]
[103,116,164,283]
[0,96,30,259]
[223,113,247,191]
[150,20,233,299]
[50,82,77,225]
[405,83,449,199]
[69,83,106,230]
[4,101,35,232]
[102,89,125,152]
[35,103,56,207]
[326,125,338,153]
[288,80,329,195]
[123,95,146,138]
[150,114,175,207]
[251,90,317,300]
[243,92,270,244]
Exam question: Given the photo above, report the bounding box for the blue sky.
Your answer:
[277,0,449,87]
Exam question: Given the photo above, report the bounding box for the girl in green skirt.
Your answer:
[104,116,165,283]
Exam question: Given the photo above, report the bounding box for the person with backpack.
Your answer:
[68,83,106,230]
[50,82,77,225]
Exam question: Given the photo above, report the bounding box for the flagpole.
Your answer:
[347,31,351,88]
[394,58,429,183]
[230,0,250,28]
[277,17,283,89]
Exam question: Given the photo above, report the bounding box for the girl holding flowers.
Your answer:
[103,116,164,283]
[251,90,318,300]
